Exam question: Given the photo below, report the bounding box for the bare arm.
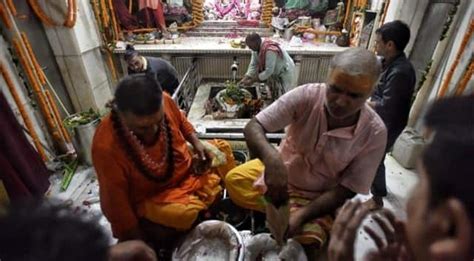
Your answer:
[244,119,289,206]
[300,185,355,223]
[289,185,355,236]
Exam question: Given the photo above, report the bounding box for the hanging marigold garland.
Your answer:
[21,32,46,85]
[261,0,274,26]
[1,63,47,160]
[27,0,77,28]
[180,0,204,30]
[438,19,474,97]
[5,0,16,16]
[63,0,77,28]
[454,59,473,96]
[0,3,12,29]
[12,36,64,146]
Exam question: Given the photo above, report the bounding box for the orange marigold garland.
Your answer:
[1,63,47,160]
[21,32,46,85]
[5,0,16,16]
[63,0,77,28]
[27,0,57,26]
[0,3,12,29]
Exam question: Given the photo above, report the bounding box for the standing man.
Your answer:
[240,33,296,93]
[367,20,416,209]
[124,45,180,95]
[226,48,386,256]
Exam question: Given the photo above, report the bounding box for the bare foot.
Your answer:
[362,196,384,211]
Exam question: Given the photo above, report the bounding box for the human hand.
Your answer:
[328,200,371,261]
[364,209,413,261]
[287,209,305,238]
[263,155,289,207]
[239,76,253,86]
[192,141,213,175]
[109,240,157,261]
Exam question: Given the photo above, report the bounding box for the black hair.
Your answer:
[115,73,163,116]
[124,44,138,61]
[376,20,411,51]
[245,33,262,45]
[422,95,474,218]
[0,200,109,261]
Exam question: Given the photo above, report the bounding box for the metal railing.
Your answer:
[172,58,201,113]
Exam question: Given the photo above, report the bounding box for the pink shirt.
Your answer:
[255,84,387,199]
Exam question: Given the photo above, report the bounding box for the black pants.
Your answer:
[371,130,402,197]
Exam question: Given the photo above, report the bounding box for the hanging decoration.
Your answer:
[0,2,12,29]
[27,0,77,28]
[5,0,16,16]
[437,19,473,98]
[12,34,71,151]
[260,0,274,26]
[180,0,205,30]
[454,57,473,96]
[1,63,47,160]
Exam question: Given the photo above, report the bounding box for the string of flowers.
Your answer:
[12,37,63,144]
[0,2,12,29]
[21,32,46,85]
[63,0,77,28]
[1,63,47,160]
[5,0,16,16]
[454,57,473,96]
[438,19,473,97]
[27,0,57,26]
[27,0,77,28]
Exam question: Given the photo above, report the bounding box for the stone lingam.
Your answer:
[205,81,264,119]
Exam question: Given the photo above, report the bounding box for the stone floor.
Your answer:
[47,154,418,260]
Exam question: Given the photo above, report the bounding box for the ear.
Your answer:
[429,198,472,261]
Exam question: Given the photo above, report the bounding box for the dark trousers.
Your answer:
[371,130,402,197]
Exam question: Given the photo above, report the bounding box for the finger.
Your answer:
[372,213,395,244]
[332,200,358,238]
[343,203,371,239]
[364,225,385,249]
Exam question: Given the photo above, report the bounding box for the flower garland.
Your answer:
[110,106,176,183]
[0,2,12,29]
[454,58,473,96]
[1,63,47,160]
[6,0,16,16]
[27,0,77,28]
[438,19,473,97]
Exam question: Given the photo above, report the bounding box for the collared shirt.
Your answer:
[371,53,416,135]
[256,84,387,199]
[245,43,295,82]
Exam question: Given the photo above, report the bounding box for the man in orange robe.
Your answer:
[92,73,234,253]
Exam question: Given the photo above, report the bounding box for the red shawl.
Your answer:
[258,40,283,72]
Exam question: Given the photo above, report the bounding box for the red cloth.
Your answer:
[0,92,49,200]
[258,40,283,72]
[112,0,139,30]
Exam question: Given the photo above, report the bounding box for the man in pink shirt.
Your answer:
[225,48,387,255]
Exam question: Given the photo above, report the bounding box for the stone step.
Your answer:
[185,31,273,37]
[191,27,272,33]
[200,20,269,28]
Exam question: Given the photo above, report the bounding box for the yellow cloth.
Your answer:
[138,139,236,230]
[225,159,333,247]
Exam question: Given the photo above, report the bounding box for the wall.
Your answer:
[414,1,473,130]
[1,0,74,115]
[42,0,114,112]
[0,35,54,157]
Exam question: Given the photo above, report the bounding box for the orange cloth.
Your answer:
[92,94,233,239]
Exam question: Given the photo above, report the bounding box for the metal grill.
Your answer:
[172,59,201,113]
[298,55,333,84]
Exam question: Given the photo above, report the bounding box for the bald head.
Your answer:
[329,48,381,90]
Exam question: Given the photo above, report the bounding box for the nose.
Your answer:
[334,94,349,107]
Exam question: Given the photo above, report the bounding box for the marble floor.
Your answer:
[47,154,419,260]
